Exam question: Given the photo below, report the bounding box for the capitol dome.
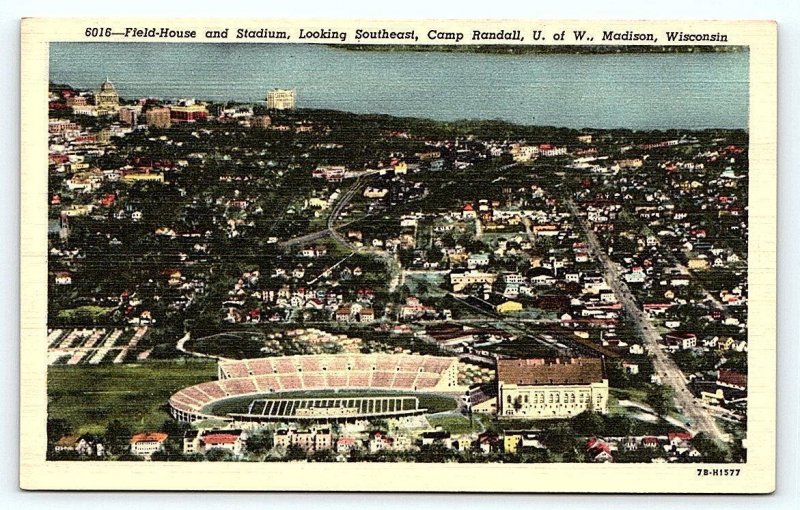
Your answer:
[99,77,115,91]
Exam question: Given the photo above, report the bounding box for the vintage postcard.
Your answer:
[20,18,776,492]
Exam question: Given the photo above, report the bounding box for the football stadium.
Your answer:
[168,353,462,423]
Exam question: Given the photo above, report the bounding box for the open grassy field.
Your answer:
[427,413,489,435]
[205,390,458,417]
[48,359,217,435]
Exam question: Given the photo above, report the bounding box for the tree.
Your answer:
[205,448,235,462]
[542,422,576,454]
[245,430,273,455]
[691,433,729,463]
[285,445,308,461]
[606,361,631,389]
[310,449,334,462]
[151,449,179,462]
[47,418,72,444]
[646,385,674,418]
[572,410,605,435]
[104,420,132,455]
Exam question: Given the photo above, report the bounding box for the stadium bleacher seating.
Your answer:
[326,357,349,372]
[371,371,393,388]
[254,375,280,392]
[301,373,325,389]
[169,353,459,422]
[221,363,250,379]
[347,372,371,388]
[393,372,417,389]
[326,373,347,388]
[279,374,303,390]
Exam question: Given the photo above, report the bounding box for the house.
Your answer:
[54,434,105,457]
[130,432,168,457]
[668,432,693,447]
[419,429,451,447]
[467,253,490,269]
[273,428,332,452]
[335,305,352,322]
[496,300,523,314]
[503,430,545,453]
[641,436,660,449]
[623,271,646,284]
[184,429,246,456]
[462,203,477,220]
[368,431,395,453]
[336,437,360,454]
[664,332,697,350]
[586,437,613,462]
[622,362,639,375]
[687,258,710,270]
[54,434,81,453]
[477,432,500,454]
[54,271,73,285]
[359,308,375,323]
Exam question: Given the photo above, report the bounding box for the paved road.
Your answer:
[280,174,369,248]
[567,200,726,442]
[673,258,727,311]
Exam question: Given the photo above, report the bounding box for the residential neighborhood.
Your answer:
[47,78,748,465]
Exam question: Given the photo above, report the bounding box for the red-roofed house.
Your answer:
[368,431,395,453]
[183,428,247,456]
[664,332,697,350]
[641,436,660,448]
[668,432,693,447]
[586,437,613,462]
[336,437,360,454]
[462,203,477,220]
[130,432,168,457]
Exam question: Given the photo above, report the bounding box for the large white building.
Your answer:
[266,88,296,110]
[183,429,246,456]
[450,269,497,293]
[129,432,168,457]
[496,357,608,419]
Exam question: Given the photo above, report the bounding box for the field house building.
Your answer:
[496,357,608,419]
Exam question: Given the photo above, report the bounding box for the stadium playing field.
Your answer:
[205,390,457,418]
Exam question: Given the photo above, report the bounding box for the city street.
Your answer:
[567,200,727,442]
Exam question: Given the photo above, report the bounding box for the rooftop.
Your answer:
[497,357,605,386]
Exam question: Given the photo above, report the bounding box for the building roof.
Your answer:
[99,78,116,91]
[718,368,747,389]
[130,432,168,444]
[201,433,239,445]
[668,432,693,442]
[55,434,79,447]
[497,357,605,386]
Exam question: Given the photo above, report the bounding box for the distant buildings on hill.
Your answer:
[266,88,296,110]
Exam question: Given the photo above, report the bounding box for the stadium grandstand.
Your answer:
[168,353,460,423]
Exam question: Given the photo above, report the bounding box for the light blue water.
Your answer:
[50,43,748,130]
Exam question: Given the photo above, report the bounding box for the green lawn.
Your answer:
[610,387,649,404]
[48,359,217,435]
[56,305,115,321]
[427,413,488,435]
